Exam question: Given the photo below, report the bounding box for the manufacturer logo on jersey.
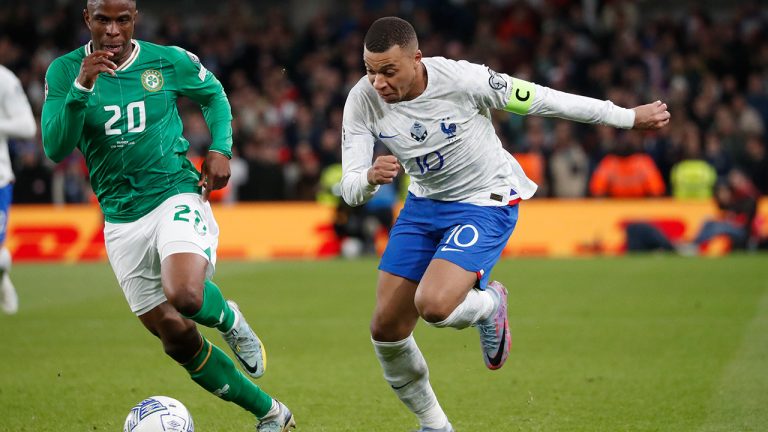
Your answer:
[185,50,208,81]
[186,51,200,64]
[487,67,506,91]
[410,121,428,142]
[141,69,164,92]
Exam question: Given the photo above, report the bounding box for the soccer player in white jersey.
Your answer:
[341,17,670,431]
[0,64,37,315]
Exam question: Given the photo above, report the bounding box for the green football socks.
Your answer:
[184,280,236,332]
[183,336,274,418]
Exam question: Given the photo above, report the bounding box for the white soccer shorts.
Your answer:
[104,193,219,315]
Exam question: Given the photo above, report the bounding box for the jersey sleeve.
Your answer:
[458,60,635,128]
[526,84,635,128]
[456,60,517,112]
[340,87,379,207]
[0,70,36,139]
[41,58,91,163]
[172,47,233,158]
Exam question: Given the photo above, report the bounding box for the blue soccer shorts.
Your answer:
[0,184,13,245]
[379,193,519,289]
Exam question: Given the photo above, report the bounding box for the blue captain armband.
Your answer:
[504,78,535,115]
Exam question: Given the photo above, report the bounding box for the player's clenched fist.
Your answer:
[632,100,671,130]
[77,50,117,89]
[367,154,400,185]
[198,151,231,201]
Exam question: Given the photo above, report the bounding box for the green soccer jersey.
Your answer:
[42,40,233,223]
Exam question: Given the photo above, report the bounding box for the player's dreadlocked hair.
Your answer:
[364,17,418,53]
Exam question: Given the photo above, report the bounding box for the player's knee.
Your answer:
[164,281,204,316]
[419,308,452,324]
[370,317,410,342]
[414,296,453,324]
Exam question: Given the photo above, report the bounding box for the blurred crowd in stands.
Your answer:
[1,0,767,206]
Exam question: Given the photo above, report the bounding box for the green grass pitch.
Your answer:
[1,256,767,431]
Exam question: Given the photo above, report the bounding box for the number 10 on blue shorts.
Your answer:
[379,193,519,289]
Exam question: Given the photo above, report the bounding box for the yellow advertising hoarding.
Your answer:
[5,199,766,262]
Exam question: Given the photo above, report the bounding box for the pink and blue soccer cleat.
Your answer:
[476,281,511,370]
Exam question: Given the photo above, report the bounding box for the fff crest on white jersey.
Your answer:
[410,121,428,142]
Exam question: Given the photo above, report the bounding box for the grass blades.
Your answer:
[1,256,766,431]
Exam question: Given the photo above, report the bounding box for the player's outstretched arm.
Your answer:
[631,100,671,130]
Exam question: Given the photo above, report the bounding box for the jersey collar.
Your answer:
[84,39,140,71]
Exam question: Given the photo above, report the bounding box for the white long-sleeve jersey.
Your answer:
[340,56,635,207]
[0,65,37,187]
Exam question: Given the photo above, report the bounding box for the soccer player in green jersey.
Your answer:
[41,1,295,430]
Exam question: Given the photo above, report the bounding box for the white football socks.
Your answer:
[0,247,17,314]
[372,335,450,430]
[0,247,11,273]
[430,288,495,329]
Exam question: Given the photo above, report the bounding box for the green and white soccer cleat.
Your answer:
[257,400,296,432]
[221,300,266,378]
[476,281,511,370]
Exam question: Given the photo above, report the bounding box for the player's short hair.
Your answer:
[87,0,136,10]
[364,17,417,53]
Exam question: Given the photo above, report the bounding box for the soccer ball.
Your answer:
[123,396,194,432]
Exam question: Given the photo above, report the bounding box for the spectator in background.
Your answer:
[288,142,321,201]
[680,169,761,254]
[741,134,768,194]
[732,94,765,138]
[704,131,733,180]
[515,117,548,196]
[589,131,666,198]
[1,1,767,203]
[549,120,589,198]
[238,139,287,201]
[670,124,717,199]
[51,153,92,204]
[319,147,398,259]
[12,145,52,204]
[0,64,37,314]
[745,73,768,131]
[627,169,761,254]
[714,105,747,167]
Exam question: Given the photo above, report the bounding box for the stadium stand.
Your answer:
[1,0,766,203]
